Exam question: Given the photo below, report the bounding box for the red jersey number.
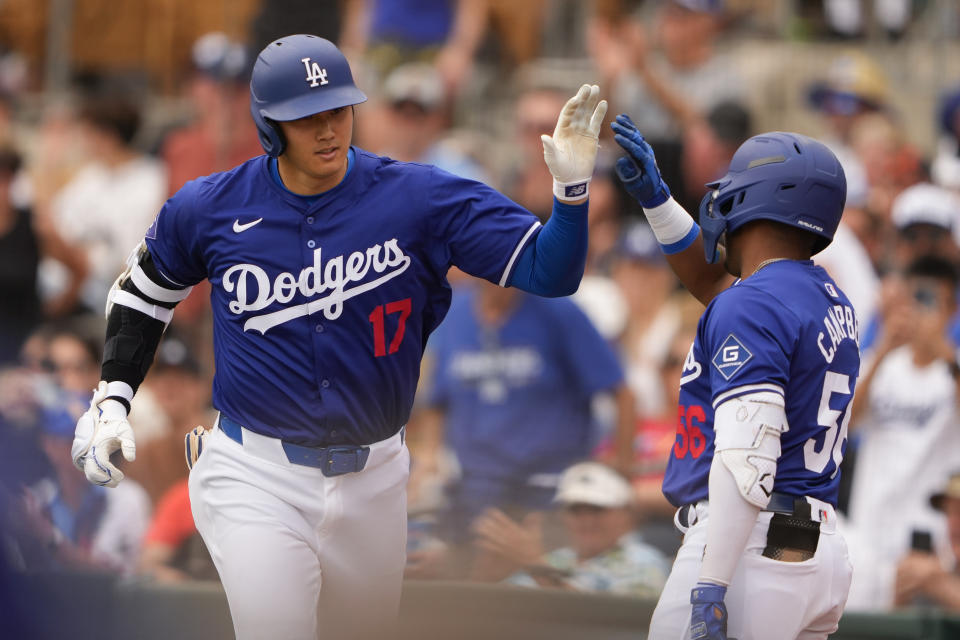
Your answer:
[369,298,412,357]
[673,404,707,459]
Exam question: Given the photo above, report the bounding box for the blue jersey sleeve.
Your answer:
[507,198,589,297]
[553,300,625,394]
[143,181,207,287]
[702,284,799,408]
[427,166,540,286]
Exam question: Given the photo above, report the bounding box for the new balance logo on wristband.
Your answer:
[564,183,588,198]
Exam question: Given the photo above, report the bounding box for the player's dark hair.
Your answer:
[905,255,959,288]
[78,97,141,146]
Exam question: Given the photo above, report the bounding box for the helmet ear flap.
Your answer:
[264,118,285,157]
[251,108,286,157]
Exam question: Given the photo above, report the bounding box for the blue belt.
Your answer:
[218,415,370,477]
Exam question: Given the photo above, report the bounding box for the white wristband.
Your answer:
[104,380,134,403]
[553,179,590,202]
[643,197,696,246]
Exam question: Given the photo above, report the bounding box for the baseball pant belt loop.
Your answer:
[217,414,371,477]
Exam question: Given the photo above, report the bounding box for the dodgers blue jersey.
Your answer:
[428,289,624,479]
[662,260,861,507]
[144,149,542,446]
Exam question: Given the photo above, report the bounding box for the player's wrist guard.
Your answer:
[690,582,729,640]
[552,179,590,202]
[642,198,700,255]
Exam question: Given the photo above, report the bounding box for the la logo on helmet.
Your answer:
[301,57,329,88]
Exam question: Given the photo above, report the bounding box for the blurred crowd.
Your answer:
[3,0,960,623]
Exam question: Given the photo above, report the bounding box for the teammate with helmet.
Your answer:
[612,114,858,640]
[70,34,607,639]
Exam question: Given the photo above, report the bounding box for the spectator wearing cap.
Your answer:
[807,51,888,151]
[844,255,960,611]
[162,32,262,196]
[472,461,669,597]
[806,51,890,210]
[889,182,960,269]
[893,471,960,611]
[369,62,489,183]
[856,182,960,353]
[45,94,166,315]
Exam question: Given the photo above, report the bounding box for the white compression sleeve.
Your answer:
[699,459,762,586]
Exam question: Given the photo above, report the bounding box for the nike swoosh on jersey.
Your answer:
[233,218,263,233]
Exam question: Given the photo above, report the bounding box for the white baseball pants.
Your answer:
[189,424,409,640]
[648,502,852,640]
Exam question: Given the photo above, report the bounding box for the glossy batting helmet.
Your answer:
[250,34,367,157]
[698,132,846,264]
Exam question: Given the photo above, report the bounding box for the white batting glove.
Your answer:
[71,381,136,488]
[541,84,608,202]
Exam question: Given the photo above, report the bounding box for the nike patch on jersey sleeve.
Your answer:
[711,334,753,381]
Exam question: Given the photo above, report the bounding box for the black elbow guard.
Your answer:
[100,245,190,392]
[100,304,167,394]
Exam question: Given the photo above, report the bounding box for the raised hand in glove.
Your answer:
[610,113,671,208]
[690,582,730,640]
[541,84,608,202]
[71,381,136,488]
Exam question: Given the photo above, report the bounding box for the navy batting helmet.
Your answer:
[250,34,367,157]
[698,132,846,264]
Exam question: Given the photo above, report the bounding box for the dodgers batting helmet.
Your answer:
[250,34,367,157]
[698,132,846,264]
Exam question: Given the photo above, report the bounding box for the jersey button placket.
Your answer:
[307,239,316,248]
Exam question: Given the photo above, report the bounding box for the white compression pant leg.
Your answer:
[648,504,852,640]
[189,426,409,640]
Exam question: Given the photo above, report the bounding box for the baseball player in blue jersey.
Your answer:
[68,34,607,639]
[612,116,858,640]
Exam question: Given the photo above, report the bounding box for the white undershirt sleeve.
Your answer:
[698,458,763,586]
